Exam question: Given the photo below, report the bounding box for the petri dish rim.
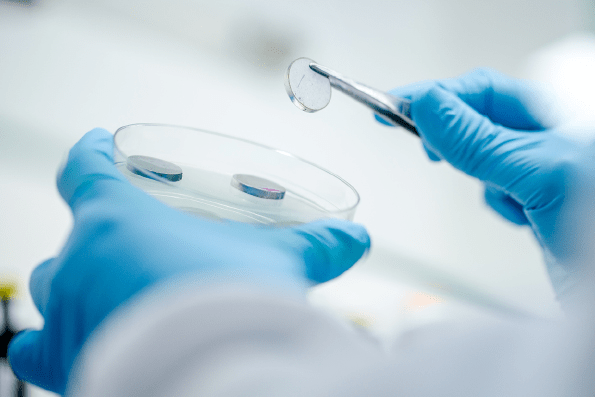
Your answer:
[113,123,360,218]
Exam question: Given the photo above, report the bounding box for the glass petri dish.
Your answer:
[113,124,360,226]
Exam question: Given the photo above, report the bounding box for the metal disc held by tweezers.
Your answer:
[285,57,331,113]
[126,155,183,182]
[285,57,419,136]
[231,174,286,200]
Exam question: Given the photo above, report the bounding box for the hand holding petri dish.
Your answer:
[114,124,359,226]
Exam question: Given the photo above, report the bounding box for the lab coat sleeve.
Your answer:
[323,303,595,397]
[65,279,385,397]
[66,276,595,397]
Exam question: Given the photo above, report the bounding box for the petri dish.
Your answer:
[113,124,359,225]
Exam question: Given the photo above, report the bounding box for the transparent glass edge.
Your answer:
[113,123,360,218]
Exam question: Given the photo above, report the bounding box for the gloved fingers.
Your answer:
[484,186,529,225]
[423,142,442,162]
[8,330,58,393]
[438,68,547,131]
[410,84,532,188]
[286,218,370,284]
[29,258,57,317]
[385,68,547,131]
[374,114,441,162]
[57,128,129,213]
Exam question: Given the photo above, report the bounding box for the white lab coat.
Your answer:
[65,279,595,397]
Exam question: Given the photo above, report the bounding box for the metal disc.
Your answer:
[284,57,331,113]
[126,155,183,182]
[231,174,286,200]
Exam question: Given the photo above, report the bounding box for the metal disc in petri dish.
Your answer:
[231,174,286,200]
[285,57,331,113]
[126,155,183,182]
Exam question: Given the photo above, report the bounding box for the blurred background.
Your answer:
[2,0,595,395]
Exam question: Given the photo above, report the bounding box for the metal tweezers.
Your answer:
[309,62,418,136]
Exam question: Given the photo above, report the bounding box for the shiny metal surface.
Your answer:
[308,62,418,136]
[126,155,183,182]
[231,174,286,200]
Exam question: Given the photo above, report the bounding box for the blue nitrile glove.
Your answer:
[8,128,370,394]
[376,68,595,299]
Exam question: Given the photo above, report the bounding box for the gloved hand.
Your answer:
[8,128,370,394]
[377,68,595,300]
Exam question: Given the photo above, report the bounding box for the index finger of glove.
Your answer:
[387,68,547,131]
[411,85,535,191]
[57,128,128,213]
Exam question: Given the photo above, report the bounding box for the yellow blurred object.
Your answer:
[347,313,375,328]
[0,278,18,300]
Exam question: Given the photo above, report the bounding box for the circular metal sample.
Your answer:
[285,57,331,113]
[126,155,183,182]
[231,174,286,200]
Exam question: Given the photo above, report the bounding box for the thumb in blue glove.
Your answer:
[8,128,370,394]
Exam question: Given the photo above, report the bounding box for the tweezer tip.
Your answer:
[309,62,329,78]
